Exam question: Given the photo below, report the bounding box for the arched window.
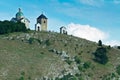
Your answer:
[44,21,46,23]
[38,26,40,31]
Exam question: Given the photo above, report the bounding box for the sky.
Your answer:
[0,0,120,46]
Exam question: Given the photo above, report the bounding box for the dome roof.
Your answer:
[16,8,24,19]
[16,12,24,17]
[37,14,47,19]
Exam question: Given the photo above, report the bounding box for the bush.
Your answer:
[83,61,91,69]
[78,65,84,72]
[107,45,111,49]
[45,39,51,46]
[19,71,25,80]
[93,47,108,64]
[0,20,27,34]
[21,71,25,76]
[28,38,34,44]
[118,46,120,49]
[28,76,31,80]
[19,76,24,80]
[74,56,81,64]
[116,65,120,75]
[98,40,102,46]
[65,59,72,65]
[36,39,42,44]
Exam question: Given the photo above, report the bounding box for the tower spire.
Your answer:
[19,8,21,12]
[42,11,43,14]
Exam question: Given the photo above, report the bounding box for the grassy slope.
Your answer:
[0,31,120,80]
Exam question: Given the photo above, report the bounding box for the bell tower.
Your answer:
[36,14,48,31]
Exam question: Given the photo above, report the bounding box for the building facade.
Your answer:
[35,14,48,31]
[60,26,67,34]
[11,8,30,29]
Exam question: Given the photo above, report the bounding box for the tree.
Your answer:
[0,20,27,34]
[98,40,102,46]
[118,46,120,49]
[93,47,108,64]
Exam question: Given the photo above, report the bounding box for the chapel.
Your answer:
[11,8,30,29]
[35,14,48,31]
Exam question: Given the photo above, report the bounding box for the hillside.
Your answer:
[0,31,120,80]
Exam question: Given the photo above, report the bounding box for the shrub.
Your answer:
[93,47,108,64]
[65,59,72,65]
[98,40,102,46]
[118,46,120,49]
[78,65,84,72]
[116,65,120,75]
[83,61,91,69]
[21,71,25,76]
[28,38,34,44]
[111,73,116,78]
[75,73,84,80]
[19,76,24,80]
[45,39,51,46]
[36,39,42,44]
[74,56,81,64]
[64,44,67,47]
[0,20,27,34]
[41,52,44,54]
[19,71,25,80]
[28,76,31,80]
[107,45,111,49]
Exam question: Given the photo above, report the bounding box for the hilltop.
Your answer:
[0,31,120,80]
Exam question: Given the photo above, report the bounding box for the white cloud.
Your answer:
[79,0,95,6]
[114,0,120,4]
[67,23,108,42]
[79,0,104,6]
[104,40,120,46]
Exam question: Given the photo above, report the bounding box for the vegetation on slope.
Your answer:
[0,31,120,80]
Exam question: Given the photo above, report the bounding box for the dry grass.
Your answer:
[0,31,120,80]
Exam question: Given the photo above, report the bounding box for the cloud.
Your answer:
[66,23,108,42]
[105,40,120,46]
[79,0,95,5]
[114,0,120,4]
[79,0,104,6]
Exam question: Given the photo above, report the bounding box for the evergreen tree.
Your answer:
[0,20,27,34]
[98,40,102,46]
[93,47,108,64]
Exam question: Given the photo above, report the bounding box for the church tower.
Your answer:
[35,14,48,31]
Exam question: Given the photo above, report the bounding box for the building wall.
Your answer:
[21,19,29,29]
[41,18,47,31]
[37,18,47,31]
[35,23,41,31]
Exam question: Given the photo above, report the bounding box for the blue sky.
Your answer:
[0,0,120,46]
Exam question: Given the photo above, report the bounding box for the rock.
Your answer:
[43,76,48,80]
[3,37,9,40]
[16,36,20,39]
[25,34,30,40]
[56,50,61,55]
[61,51,69,59]
[48,49,56,53]
[8,37,13,40]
